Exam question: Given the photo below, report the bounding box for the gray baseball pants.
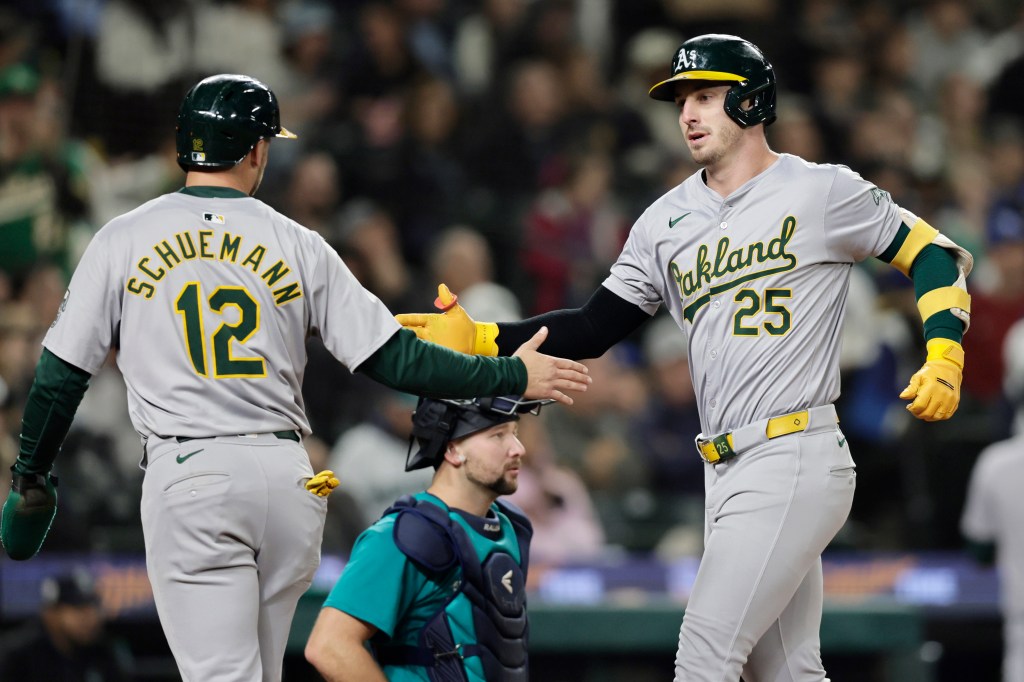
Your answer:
[675,413,855,681]
[141,433,327,681]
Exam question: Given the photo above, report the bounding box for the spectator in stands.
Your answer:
[428,225,522,322]
[507,409,606,563]
[538,348,651,549]
[0,63,90,281]
[328,391,433,529]
[92,0,193,158]
[466,59,572,198]
[520,151,628,314]
[630,314,703,500]
[333,198,422,311]
[962,199,1024,410]
[0,570,132,681]
[278,151,343,239]
[452,0,531,98]
[395,76,469,264]
[275,1,339,140]
[961,318,1024,682]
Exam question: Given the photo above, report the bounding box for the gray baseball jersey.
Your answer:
[44,189,400,441]
[604,153,902,436]
[962,434,1024,615]
[604,153,899,681]
[43,187,401,681]
[961,434,1024,682]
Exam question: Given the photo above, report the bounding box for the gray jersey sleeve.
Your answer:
[603,212,663,316]
[43,227,121,374]
[305,233,401,371]
[822,166,903,262]
[960,450,997,542]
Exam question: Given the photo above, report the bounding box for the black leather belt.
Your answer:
[176,430,300,444]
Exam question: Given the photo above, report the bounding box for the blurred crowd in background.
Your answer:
[1,0,1023,565]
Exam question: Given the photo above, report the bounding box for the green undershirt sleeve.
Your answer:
[357,328,528,398]
[876,224,964,343]
[15,348,92,477]
[965,540,996,566]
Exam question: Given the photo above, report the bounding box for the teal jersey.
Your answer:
[323,492,524,682]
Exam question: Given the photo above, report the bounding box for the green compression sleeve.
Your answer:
[15,349,92,477]
[966,540,995,566]
[877,224,964,343]
[358,328,528,397]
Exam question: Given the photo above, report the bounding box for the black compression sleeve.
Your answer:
[495,286,652,359]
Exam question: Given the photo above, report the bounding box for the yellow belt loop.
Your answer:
[765,410,810,439]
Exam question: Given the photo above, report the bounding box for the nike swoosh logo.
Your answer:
[669,212,691,228]
[837,436,846,448]
[176,449,204,464]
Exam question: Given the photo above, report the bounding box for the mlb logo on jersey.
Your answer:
[203,212,225,224]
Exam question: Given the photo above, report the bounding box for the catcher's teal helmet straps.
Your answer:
[406,395,551,471]
[649,34,777,128]
[175,74,297,172]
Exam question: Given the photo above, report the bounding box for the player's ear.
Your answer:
[249,139,269,168]
[444,443,466,466]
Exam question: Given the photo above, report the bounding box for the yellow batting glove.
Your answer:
[899,339,964,421]
[394,283,499,356]
[306,470,340,498]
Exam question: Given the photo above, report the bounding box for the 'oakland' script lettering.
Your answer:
[670,216,798,321]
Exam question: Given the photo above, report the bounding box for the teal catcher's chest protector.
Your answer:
[374,496,533,682]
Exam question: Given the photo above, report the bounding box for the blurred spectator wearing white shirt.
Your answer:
[961,319,1024,682]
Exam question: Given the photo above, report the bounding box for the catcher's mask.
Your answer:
[648,33,776,128]
[175,73,297,173]
[406,395,552,471]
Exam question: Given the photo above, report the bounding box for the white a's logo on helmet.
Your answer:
[674,49,699,73]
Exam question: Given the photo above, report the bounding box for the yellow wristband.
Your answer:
[474,322,500,357]
[925,338,964,370]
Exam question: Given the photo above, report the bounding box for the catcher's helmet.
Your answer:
[175,74,297,172]
[648,34,776,128]
[406,395,551,471]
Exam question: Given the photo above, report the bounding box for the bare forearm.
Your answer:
[305,609,388,682]
[309,644,387,682]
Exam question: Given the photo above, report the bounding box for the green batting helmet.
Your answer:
[648,34,776,128]
[175,74,297,172]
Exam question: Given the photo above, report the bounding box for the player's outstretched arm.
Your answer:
[305,608,387,682]
[396,283,651,360]
[513,326,591,406]
[357,328,589,406]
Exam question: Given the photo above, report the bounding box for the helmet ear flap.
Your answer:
[724,78,776,128]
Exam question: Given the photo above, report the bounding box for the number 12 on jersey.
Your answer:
[175,282,267,378]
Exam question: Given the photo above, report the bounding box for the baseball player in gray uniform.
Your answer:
[398,35,973,681]
[961,319,1024,682]
[0,74,590,682]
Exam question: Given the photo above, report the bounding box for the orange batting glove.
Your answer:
[305,470,340,498]
[899,338,964,421]
[394,283,500,356]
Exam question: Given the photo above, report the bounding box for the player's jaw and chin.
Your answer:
[675,84,746,168]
